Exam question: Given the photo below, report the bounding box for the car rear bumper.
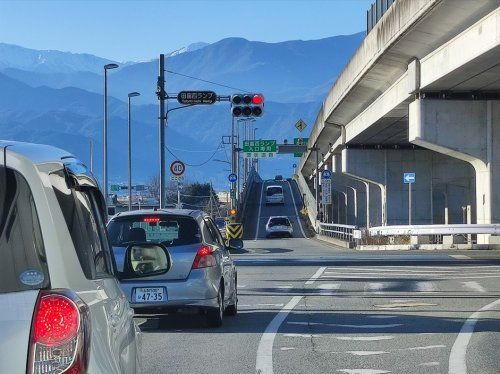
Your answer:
[120,268,220,311]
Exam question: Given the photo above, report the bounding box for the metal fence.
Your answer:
[367,0,395,33]
[319,222,359,243]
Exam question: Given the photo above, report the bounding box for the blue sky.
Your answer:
[0,0,372,61]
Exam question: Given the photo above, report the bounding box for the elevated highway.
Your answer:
[298,0,500,245]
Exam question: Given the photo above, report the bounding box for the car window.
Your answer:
[206,218,226,248]
[0,166,50,293]
[266,187,283,196]
[108,215,202,247]
[50,170,112,279]
[269,218,290,227]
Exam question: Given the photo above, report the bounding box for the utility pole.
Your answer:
[231,116,236,208]
[157,54,166,208]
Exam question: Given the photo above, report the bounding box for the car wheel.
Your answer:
[207,285,223,327]
[225,277,238,316]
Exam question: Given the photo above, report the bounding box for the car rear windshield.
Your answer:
[266,187,283,196]
[269,218,290,227]
[108,215,202,247]
[0,165,50,293]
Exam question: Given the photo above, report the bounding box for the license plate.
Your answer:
[134,287,166,303]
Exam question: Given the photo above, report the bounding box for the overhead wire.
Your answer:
[166,70,251,93]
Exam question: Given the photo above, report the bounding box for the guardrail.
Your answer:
[368,224,500,236]
[237,167,261,224]
[319,222,359,243]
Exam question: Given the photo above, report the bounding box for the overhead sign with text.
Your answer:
[243,140,277,158]
[177,91,217,105]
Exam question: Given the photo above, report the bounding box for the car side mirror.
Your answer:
[227,238,244,250]
[120,243,171,279]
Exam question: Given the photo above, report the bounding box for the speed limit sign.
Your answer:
[170,160,185,177]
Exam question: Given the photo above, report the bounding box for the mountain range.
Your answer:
[0,33,364,188]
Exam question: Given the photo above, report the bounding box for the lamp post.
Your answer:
[127,92,140,211]
[103,63,118,207]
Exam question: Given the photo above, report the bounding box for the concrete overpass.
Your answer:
[298,0,500,244]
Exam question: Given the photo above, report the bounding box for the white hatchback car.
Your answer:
[265,216,293,238]
[265,185,284,204]
[0,141,158,374]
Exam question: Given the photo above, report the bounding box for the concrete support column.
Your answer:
[409,99,500,244]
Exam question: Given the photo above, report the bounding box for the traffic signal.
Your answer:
[231,94,264,117]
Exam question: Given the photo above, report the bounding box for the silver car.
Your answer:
[0,140,152,374]
[266,216,294,238]
[108,209,241,327]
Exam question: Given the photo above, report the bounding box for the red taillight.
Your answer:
[143,216,160,223]
[34,295,79,346]
[28,291,90,374]
[192,245,216,269]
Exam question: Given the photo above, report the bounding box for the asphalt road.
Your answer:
[138,180,500,374]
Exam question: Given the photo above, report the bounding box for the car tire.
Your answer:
[225,278,238,316]
[207,285,223,328]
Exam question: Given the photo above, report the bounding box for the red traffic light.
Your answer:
[252,94,264,105]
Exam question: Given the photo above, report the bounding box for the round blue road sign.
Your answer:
[293,164,297,168]
[228,173,238,182]
[322,170,332,179]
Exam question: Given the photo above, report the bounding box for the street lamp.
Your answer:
[127,92,140,211]
[103,63,119,208]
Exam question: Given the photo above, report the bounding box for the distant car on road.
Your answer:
[274,175,283,181]
[265,185,285,204]
[0,141,145,374]
[108,209,243,327]
[266,216,294,238]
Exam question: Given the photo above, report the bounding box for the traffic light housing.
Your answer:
[231,94,264,117]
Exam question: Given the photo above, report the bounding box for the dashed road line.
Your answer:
[449,255,471,260]
[461,281,486,293]
[305,267,327,285]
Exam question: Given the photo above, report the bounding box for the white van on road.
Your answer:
[265,185,285,205]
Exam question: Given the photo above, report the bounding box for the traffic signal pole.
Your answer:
[231,116,236,209]
[158,54,166,208]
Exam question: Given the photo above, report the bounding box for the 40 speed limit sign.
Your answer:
[170,160,185,177]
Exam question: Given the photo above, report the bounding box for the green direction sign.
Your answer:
[294,137,309,157]
[243,139,277,158]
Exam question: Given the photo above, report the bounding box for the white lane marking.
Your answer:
[366,315,399,319]
[415,281,437,292]
[419,362,439,367]
[337,370,391,374]
[461,281,486,293]
[256,266,325,374]
[279,347,296,351]
[305,267,327,285]
[283,333,321,338]
[254,182,265,241]
[448,298,500,374]
[345,351,388,356]
[317,283,341,292]
[237,284,247,288]
[404,345,446,351]
[364,282,385,295]
[286,179,306,238]
[255,296,302,374]
[335,336,394,341]
[287,321,402,329]
[333,323,402,329]
[449,255,471,260]
[256,303,285,307]
[326,266,500,271]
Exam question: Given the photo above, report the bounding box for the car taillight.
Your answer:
[28,290,90,374]
[192,245,216,269]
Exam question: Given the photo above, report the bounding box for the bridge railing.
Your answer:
[294,172,317,229]
[319,222,359,243]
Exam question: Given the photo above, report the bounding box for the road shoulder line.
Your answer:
[448,298,500,374]
[255,266,326,374]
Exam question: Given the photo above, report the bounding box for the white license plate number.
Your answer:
[134,287,166,303]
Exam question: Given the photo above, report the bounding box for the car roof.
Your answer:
[111,208,206,220]
[0,140,75,165]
